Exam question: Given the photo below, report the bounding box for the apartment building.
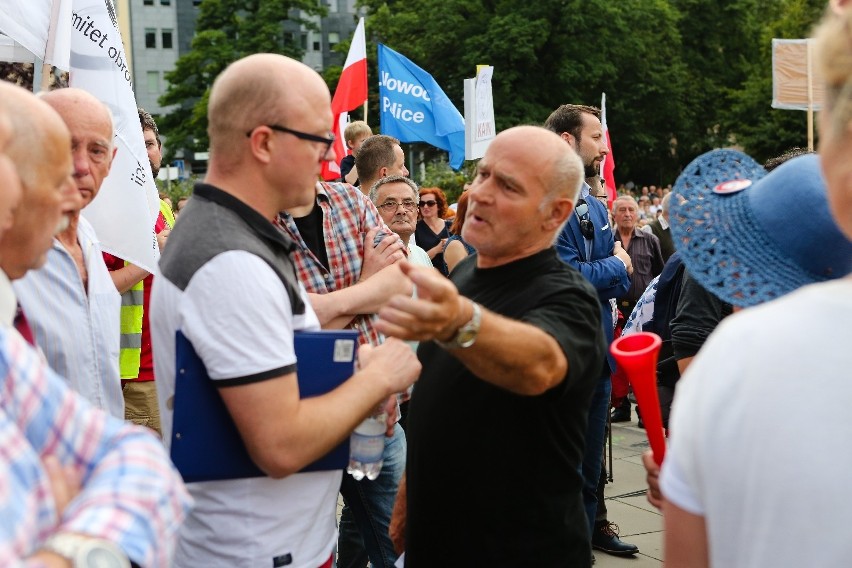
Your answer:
[119,0,361,115]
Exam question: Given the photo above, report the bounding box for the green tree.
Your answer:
[157,176,200,204]
[577,0,688,185]
[356,0,833,185]
[356,0,689,184]
[670,0,767,161]
[419,159,477,203]
[723,0,826,162]
[158,0,325,161]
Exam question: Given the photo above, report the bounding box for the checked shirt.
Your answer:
[279,182,390,346]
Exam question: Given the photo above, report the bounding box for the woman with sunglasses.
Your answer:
[415,187,452,276]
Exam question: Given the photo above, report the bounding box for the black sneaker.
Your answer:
[592,521,639,557]
[611,399,631,422]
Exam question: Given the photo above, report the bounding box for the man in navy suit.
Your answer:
[546,104,639,560]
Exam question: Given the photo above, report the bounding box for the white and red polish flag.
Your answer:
[600,93,617,206]
[321,17,367,181]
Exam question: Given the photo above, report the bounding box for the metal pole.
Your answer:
[39,0,64,93]
[607,410,614,483]
[32,59,44,93]
[40,64,51,91]
[807,39,814,151]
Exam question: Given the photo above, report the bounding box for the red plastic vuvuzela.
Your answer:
[610,332,666,466]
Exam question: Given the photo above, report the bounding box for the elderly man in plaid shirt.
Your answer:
[280,151,411,568]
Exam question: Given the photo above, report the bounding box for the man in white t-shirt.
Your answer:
[151,53,421,568]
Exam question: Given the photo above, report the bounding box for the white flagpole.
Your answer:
[600,92,607,178]
[806,39,814,151]
[39,0,64,91]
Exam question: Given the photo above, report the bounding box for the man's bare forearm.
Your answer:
[108,264,149,294]
[450,308,568,396]
[309,264,410,326]
[344,166,359,185]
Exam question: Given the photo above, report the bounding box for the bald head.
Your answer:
[1,83,71,190]
[205,54,335,215]
[499,125,584,204]
[464,126,581,267]
[39,88,115,210]
[0,90,23,240]
[40,88,114,147]
[208,53,331,169]
[0,82,75,278]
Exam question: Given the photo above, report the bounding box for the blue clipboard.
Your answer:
[170,329,359,482]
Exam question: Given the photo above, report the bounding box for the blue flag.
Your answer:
[377,44,466,169]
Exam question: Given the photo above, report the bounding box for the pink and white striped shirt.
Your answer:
[0,326,191,567]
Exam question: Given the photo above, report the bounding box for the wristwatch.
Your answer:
[436,301,482,349]
[42,534,131,568]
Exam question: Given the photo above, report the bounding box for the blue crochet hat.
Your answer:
[670,150,852,308]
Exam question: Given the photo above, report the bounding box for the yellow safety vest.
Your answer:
[119,199,175,378]
[119,269,143,379]
[159,198,176,229]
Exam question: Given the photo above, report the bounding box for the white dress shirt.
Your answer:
[14,217,123,418]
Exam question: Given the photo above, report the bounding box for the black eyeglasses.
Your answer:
[419,200,437,208]
[378,200,417,213]
[246,124,335,156]
[576,199,595,240]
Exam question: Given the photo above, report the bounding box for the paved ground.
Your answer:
[596,418,663,568]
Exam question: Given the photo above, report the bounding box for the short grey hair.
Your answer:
[369,175,419,204]
[613,195,639,211]
[549,148,584,205]
[661,191,672,214]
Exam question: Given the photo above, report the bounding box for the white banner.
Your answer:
[771,38,825,111]
[0,0,159,272]
[0,0,71,69]
[69,0,159,271]
[463,65,495,161]
[0,33,37,63]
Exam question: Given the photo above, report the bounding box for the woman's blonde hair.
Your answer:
[814,6,852,137]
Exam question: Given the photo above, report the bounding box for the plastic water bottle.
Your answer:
[347,409,386,480]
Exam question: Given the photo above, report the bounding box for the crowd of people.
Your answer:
[0,2,850,567]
